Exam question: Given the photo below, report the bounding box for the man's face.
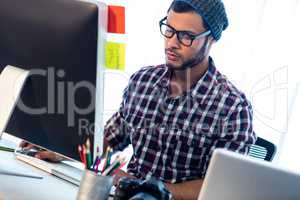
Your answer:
[164,10,210,70]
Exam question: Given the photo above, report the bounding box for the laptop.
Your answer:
[0,65,29,136]
[198,149,300,200]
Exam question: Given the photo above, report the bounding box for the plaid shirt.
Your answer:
[104,57,256,183]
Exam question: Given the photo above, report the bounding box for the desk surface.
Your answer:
[0,150,78,200]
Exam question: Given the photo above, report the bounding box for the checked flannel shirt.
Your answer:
[104,57,256,183]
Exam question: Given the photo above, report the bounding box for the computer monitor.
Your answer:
[0,0,107,161]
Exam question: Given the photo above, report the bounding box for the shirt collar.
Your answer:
[155,66,170,89]
[154,57,218,102]
[190,57,218,103]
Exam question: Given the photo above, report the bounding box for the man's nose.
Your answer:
[166,34,180,49]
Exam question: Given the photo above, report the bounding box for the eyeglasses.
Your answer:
[159,16,211,47]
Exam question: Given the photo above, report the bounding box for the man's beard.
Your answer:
[166,36,209,71]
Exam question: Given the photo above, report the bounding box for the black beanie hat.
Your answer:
[172,0,229,41]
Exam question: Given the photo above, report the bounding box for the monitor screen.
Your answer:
[0,0,103,161]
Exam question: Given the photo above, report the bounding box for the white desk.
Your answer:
[0,134,115,200]
[0,150,78,200]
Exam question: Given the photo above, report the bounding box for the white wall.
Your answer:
[103,0,172,121]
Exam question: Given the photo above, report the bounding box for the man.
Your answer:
[104,0,256,199]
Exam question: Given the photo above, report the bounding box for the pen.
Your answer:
[102,157,120,176]
[92,146,100,170]
[95,158,101,174]
[86,139,92,169]
[111,162,126,176]
[78,145,84,163]
[0,146,15,152]
[0,169,43,179]
[102,156,126,176]
[92,156,99,170]
[102,146,112,172]
[82,145,87,168]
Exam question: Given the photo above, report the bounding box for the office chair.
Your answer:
[248,136,276,161]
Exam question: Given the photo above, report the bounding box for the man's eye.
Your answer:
[179,32,192,41]
[165,28,174,35]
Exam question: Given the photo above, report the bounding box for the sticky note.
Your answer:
[105,42,126,71]
[108,5,125,34]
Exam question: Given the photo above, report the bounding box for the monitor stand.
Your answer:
[0,66,84,185]
[0,65,29,137]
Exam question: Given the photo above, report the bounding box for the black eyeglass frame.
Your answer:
[159,16,211,47]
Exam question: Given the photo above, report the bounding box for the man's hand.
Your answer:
[19,141,63,162]
[113,169,136,186]
[164,179,203,200]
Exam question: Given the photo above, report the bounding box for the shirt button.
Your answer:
[161,79,167,86]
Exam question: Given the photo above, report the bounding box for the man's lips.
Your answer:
[166,50,180,61]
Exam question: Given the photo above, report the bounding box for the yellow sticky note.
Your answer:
[105,42,126,71]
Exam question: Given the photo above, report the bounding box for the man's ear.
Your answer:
[208,35,216,45]
[206,35,215,50]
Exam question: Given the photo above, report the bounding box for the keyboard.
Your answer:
[14,150,83,185]
[52,165,83,185]
[15,151,55,173]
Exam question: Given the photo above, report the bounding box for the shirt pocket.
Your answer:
[170,127,213,170]
[123,114,159,156]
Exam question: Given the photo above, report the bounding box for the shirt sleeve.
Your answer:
[104,86,131,151]
[214,100,257,154]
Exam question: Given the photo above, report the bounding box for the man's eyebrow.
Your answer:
[166,21,198,35]
[177,29,199,35]
[183,30,198,35]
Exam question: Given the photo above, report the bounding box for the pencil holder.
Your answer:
[76,170,113,200]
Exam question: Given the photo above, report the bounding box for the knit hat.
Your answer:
[172,0,229,41]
